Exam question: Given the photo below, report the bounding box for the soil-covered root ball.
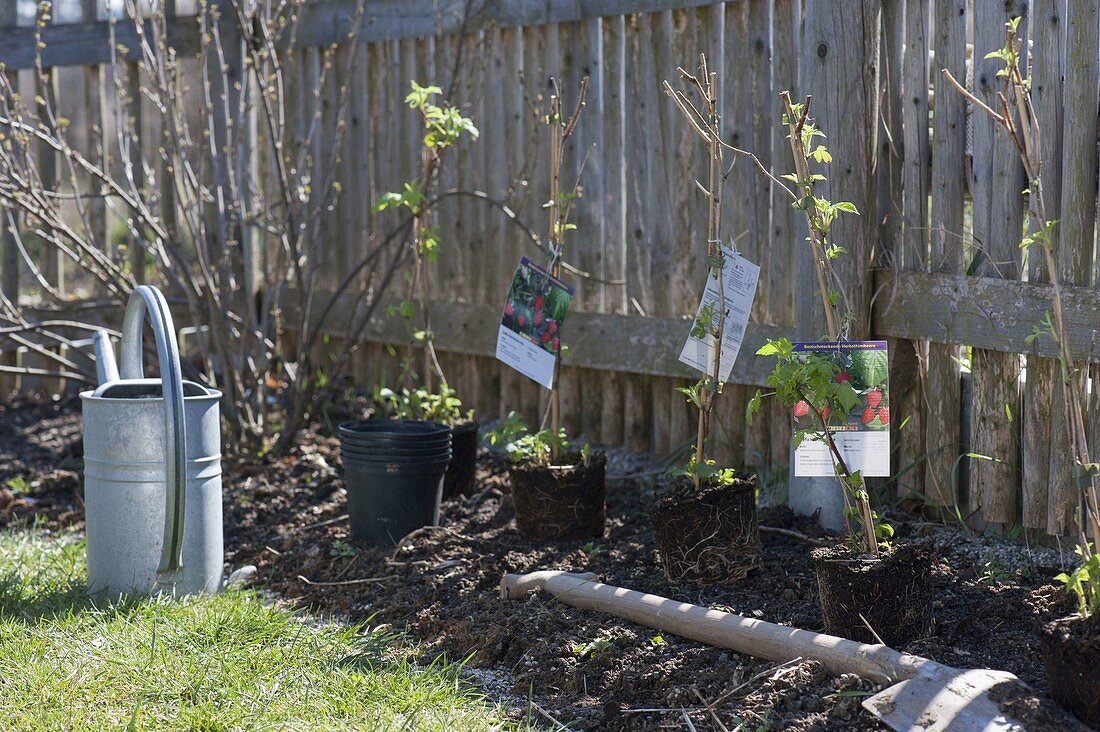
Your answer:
[650,475,762,585]
[1037,613,1100,727]
[811,541,933,646]
[509,451,607,541]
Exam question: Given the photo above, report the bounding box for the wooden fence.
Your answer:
[2,0,1099,537]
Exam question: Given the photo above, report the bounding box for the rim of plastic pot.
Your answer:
[339,437,452,450]
[339,440,452,454]
[343,455,453,472]
[338,419,451,439]
[340,439,452,452]
[340,444,453,456]
[340,450,453,464]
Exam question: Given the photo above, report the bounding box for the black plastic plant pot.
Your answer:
[341,455,451,544]
[338,419,452,545]
[811,541,933,646]
[1037,613,1100,726]
[443,420,478,499]
[650,475,761,585]
[509,451,607,541]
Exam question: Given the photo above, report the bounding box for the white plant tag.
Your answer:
[677,247,760,384]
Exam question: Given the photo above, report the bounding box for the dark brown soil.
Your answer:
[812,542,934,646]
[0,396,1089,731]
[1037,613,1100,727]
[510,451,606,541]
[651,475,761,585]
[443,420,479,498]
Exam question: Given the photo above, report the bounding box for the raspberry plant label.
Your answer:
[677,247,760,384]
[495,257,574,389]
[791,340,890,478]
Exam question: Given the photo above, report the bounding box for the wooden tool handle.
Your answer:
[500,571,930,683]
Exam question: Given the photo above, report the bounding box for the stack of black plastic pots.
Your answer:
[337,419,452,545]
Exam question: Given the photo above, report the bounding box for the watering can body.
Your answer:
[81,286,224,596]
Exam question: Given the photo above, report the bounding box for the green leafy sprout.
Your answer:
[1056,543,1100,619]
[373,382,472,426]
[486,412,589,468]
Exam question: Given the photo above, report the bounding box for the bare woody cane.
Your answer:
[543,77,589,461]
[662,55,728,488]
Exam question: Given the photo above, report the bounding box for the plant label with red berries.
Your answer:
[495,257,574,389]
[678,248,761,383]
[791,340,890,478]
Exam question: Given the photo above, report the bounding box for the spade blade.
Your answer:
[863,661,1025,732]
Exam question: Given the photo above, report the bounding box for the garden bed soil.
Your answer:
[651,474,761,585]
[0,396,1091,730]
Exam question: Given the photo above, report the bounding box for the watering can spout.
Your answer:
[93,330,119,386]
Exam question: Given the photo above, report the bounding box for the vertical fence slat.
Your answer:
[924,0,967,507]
[763,0,797,474]
[770,0,798,327]
[631,11,667,452]
[896,0,930,500]
[878,0,903,265]
[1022,0,1065,530]
[735,0,771,469]
[879,0,904,502]
[599,14,627,446]
[749,0,772,319]
[565,19,605,440]
[80,0,107,282]
[969,2,1027,524]
[715,0,754,468]
[1050,0,1100,536]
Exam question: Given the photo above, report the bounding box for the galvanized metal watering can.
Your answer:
[81,285,223,596]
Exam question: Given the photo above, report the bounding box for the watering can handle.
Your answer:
[119,286,187,577]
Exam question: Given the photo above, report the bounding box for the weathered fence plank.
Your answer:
[1050,0,1099,535]
[894,0,930,499]
[968,2,1026,523]
[923,0,967,508]
[1021,0,1065,531]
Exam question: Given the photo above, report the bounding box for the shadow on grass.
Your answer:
[0,533,160,625]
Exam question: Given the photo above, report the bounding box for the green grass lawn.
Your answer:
[0,528,524,731]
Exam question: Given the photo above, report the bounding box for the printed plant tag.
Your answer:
[678,248,760,384]
[791,340,890,478]
[495,257,574,389]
